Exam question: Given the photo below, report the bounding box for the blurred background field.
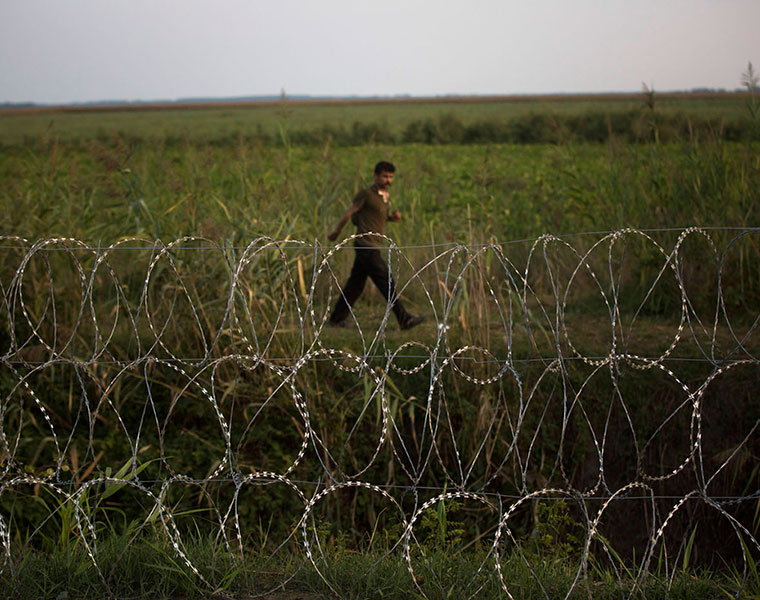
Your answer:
[2,91,756,144]
[1,91,759,244]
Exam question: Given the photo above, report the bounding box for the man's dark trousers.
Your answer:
[329,246,412,325]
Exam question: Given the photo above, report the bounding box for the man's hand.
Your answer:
[327,230,339,241]
[389,209,402,222]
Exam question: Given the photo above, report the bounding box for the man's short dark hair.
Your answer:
[374,161,395,175]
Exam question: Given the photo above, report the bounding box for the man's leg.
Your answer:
[329,250,369,324]
[362,248,417,326]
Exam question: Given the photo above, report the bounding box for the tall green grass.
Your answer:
[4,525,755,599]
[2,138,758,243]
[3,133,758,330]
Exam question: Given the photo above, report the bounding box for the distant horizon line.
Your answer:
[0,87,748,109]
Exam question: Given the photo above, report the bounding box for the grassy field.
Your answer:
[6,533,756,599]
[1,91,755,144]
[1,93,759,598]
[2,138,758,244]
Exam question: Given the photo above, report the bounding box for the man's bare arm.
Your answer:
[388,209,402,222]
[328,204,360,241]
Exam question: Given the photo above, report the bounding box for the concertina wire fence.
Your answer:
[0,227,758,597]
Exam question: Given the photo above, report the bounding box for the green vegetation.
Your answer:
[1,87,759,597]
[6,546,752,599]
[1,138,758,244]
[4,498,758,599]
[1,92,756,145]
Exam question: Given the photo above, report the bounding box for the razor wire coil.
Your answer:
[0,228,758,597]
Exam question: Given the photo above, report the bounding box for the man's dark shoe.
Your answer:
[327,319,349,328]
[400,315,424,330]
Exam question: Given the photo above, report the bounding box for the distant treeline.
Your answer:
[6,108,758,151]
[100,110,758,148]
[280,111,757,146]
[5,98,758,149]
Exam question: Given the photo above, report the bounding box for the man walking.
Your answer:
[327,161,424,330]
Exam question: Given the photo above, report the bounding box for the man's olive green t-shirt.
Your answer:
[350,184,390,247]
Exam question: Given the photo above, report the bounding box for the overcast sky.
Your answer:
[1,0,757,104]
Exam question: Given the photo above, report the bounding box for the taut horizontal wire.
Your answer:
[3,355,755,366]
[1,226,758,252]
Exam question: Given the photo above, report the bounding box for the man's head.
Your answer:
[373,161,395,190]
